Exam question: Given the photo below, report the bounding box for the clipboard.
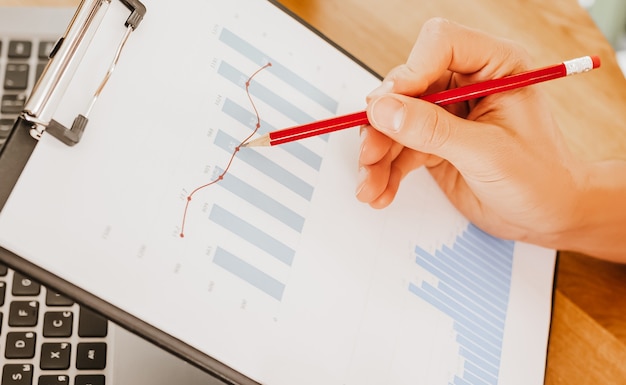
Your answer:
[0,1,557,384]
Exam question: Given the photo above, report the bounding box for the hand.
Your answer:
[355,18,587,247]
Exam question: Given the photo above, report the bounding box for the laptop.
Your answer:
[0,6,220,385]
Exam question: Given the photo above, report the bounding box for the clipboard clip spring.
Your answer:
[21,0,147,146]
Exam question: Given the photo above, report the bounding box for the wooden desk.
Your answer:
[5,0,626,383]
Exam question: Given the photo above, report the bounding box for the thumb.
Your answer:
[367,94,486,164]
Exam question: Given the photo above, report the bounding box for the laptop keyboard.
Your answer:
[1,37,111,385]
[0,264,109,385]
[0,38,54,151]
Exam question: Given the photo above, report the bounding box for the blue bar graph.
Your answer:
[408,223,515,384]
[209,205,295,266]
[213,246,286,300]
[214,130,314,200]
[219,28,339,113]
[204,28,345,302]
[218,60,316,125]
[214,167,305,232]
[222,98,323,170]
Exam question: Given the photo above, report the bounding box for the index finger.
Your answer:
[388,18,532,97]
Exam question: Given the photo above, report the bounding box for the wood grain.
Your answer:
[5,0,626,384]
[546,291,626,385]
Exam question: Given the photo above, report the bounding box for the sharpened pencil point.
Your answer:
[243,134,271,147]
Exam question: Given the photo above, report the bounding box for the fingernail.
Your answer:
[370,96,405,133]
[355,166,368,196]
[359,125,368,138]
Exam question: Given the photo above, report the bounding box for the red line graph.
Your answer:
[179,62,272,238]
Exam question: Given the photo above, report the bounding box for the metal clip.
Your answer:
[21,0,146,146]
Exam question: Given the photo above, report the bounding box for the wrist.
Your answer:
[554,159,626,263]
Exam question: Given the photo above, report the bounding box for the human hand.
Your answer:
[355,18,587,247]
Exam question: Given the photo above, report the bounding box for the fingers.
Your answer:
[355,132,403,203]
[368,18,532,99]
[357,18,535,210]
[367,93,496,167]
[356,145,438,208]
[363,18,531,165]
[358,125,394,166]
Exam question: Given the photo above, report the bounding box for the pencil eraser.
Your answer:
[591,55,601,69]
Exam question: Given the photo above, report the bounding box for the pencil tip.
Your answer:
[243,134,270,147]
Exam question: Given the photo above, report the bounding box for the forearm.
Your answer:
[559,159,626,263]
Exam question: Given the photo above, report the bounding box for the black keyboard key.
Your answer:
[4,64,29,90]
[7,41,32,59]
[5,332,36,359]
[43,311,73,337]
[75,375,104,385]
[1,94,27,114]
[8,301,39,327]
[12,273,40,296]
[45,291,73,306]
[38,41,55,59]
[38,376,69,385]
[0,263,8,276]
[1,364,33,385]
[40,343,71,370]
[35,63,47,83]
[76,343,107,370]
[0,282,6,306]
[78,308,107,337]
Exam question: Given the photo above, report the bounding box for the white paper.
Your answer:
[0,1,556,384]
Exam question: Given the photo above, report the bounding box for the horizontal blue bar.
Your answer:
[460,227,513,275]
[439,244,509,295]
[452,239,511,286]
[458,346,500,378]
[456,236,512,277]
[222,98,322,171]
[439,281,506,324]
[222,97,264,133]
[456,333,501,365]
[433,248,508,307]
[408,283,502,350]
[218,61,316,126]
[222,98,323,170]
[217,168,305,232]
[460,369,492,385]
[215,130,314,200]
[466,223,515,259]
[454,321,502,355]
[414,258,506,328]
[416,254,507,326]
[415,247,507,310]
[210,205,295,266]
[463,360,498,385]
[445,244,511,298]
[213,246,285,300]
[422,282,504,333]
[219,28,339,113]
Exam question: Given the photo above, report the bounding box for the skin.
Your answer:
[355,18,626,263]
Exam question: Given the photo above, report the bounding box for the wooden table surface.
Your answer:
[4,0,626,384]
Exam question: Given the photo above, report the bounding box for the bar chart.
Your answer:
[184,26,341,301]
[409,223,515,385]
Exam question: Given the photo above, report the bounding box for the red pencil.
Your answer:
[243,55,600,147]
